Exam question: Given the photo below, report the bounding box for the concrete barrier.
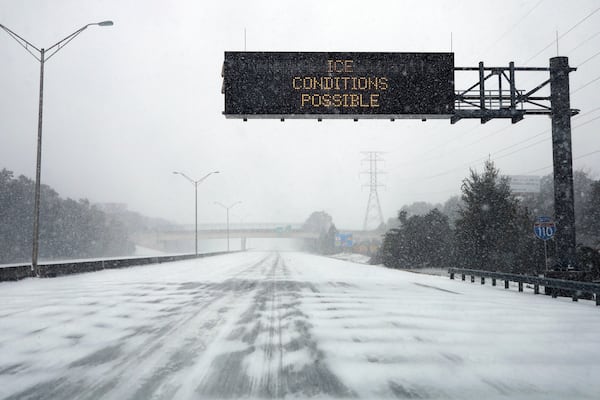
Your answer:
[0,265,33,281]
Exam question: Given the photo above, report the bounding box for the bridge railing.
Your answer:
[448,267,600,306]
[0,251,239,282]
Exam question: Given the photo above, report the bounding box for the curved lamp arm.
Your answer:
[0,21,113,62]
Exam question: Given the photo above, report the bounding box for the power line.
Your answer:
[403,109,600,183]
[419,156,489,180]
[457,125,513,151]
[480,0,545,56]
[568,29,600,54]
[470,113,600,165]
[521,148,600,175]
[490,136,550,162]
[576,48,600,67]
[523,5,600,65]
[571,74,600,94]
[519,29,600,91]
[575,149,600,161]
[403,124,513,167]
[467,107,600,160]
[572,113,600,128]
[398,124,482,166]
[576,105,600,116]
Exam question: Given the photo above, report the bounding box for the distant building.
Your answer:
[505,175,541,194]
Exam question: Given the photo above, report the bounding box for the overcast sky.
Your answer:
[1,0,599,230]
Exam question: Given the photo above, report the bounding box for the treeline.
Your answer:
[373,161,600,277]
[0,169,134,264]
[302,211,338,255]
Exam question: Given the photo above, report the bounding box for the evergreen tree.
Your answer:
[302,211,336,255]
[377,209,452,269]
[455,160,533,272]
[377,228,402,267]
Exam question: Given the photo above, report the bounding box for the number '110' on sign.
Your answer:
[533,216,556,241]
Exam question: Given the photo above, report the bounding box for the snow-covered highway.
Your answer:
[1,251,599,399]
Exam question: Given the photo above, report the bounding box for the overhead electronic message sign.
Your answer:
[223,52,455,119]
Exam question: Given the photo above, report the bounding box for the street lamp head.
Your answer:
[97,21,114,26]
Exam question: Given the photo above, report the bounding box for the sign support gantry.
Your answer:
[453,57,579,270]
[222,52,580,271]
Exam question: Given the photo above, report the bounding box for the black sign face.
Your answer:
[223,52,454,119]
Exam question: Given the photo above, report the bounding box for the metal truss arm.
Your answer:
[453,62,578,124]
[0,23,41,61]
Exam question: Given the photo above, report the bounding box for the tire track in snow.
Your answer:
[3,253,276,400]
[193,253,353,398]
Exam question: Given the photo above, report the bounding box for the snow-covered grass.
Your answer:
[405,266,448,276]
[329,252,372,264]
[1,251,599,399]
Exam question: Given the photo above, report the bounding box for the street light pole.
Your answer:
[31,47,45,274]
[0,21,114,275]
[173,171,219,255]
[214,201,242,252]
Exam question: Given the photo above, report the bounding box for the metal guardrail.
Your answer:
[0,251,240,282]
[448,267,600,306]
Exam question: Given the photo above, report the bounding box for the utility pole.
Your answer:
[361,152,385,231]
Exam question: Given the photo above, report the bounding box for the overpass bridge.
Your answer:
[131,223,383,252]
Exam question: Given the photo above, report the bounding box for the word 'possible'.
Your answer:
[292,59,388,108]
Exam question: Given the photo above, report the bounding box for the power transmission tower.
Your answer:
[361,152,385,231]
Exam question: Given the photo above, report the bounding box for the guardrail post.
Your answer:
[518,282,523,292]
[552,288,558,298]
[481,276,485,285]
[534,284,539,294]
[461,274,465,281]
[572,291,579,302]
[596,294,600,306]
[505,280,509,289]
[450,272,455,280]
[471,275,475,283]
[492,278,496,286]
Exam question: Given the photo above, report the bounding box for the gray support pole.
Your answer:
[479,61,485,122]
[549,57,577,270]
[194,183,198,256]
[31,48,45,276]
[226,208,230,252]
